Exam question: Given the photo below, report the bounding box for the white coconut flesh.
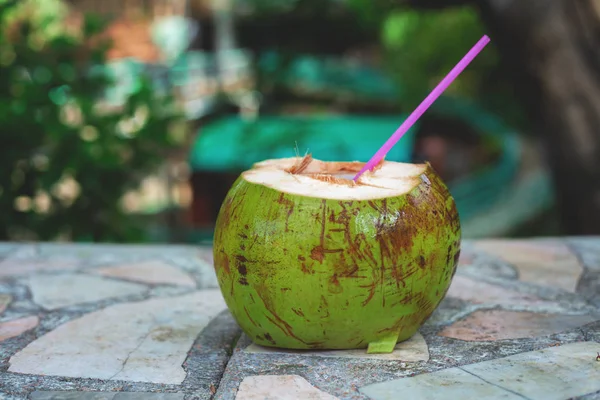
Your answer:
[243,157,428,200]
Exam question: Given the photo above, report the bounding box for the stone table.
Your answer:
[0,238,598,400]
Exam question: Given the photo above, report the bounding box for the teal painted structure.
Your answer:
[189,114,418,172]
[188,96,522,223]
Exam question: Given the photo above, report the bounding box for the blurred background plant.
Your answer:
[187,0,555,241]
[2,0,597,243]
[0,0,184,242]
[377,5,529,133]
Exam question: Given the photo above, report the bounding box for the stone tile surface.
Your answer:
[8,290,227,384]
[567,238,600,307]
[236,375,339,400]
[26,273,149,310]
[0,242,19,257]
[95,261,196,287]
[360,341,600,400]
[0,239,599,400]
[0,258,80,278]
[446,275,551,306]
[438,310,598,341]
[29,393,116,400]
[244,332,429,362]
[0,293,11,315]
[567,237,600,271]
[474,239,583,292]
[29,393,185,400]
[361,365,523,400]
[461,341,600,400]
[0,316,39,342]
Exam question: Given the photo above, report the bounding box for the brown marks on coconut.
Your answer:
[277,193,295,232]
[329,201,382,307]
[323,202,368,288]
[369,179,456,309]
[338,259,358,278]
[318,199,327,246]
[218,184,248,229]
[410,293,438,327]
[236,256,248,275]
[371,199,417,298]
[310,199,328,263]
[423,168,461,236]
[297,255,313,275]
[301,262,314,275]
[318,295,331,319]
[416,291,434,312]
[255,283,322,346]
[446,201,461,234]
[339,200,355,209]
[328,210,337,222]
[359,281,377,307]
[373,199,415,254]
[309,200,344,263]
[445,245,453,270]
[235,255,249,285]
[216,251,230,276]
[437,278,454,303]
[441,238,461,281]
[376,314,411,336]
[247,233,261,253]
[367,200,378,212]
[310,246,325,263]
[218,196,235,228]
[214,251,236,296]
[391,262,417,291]
[451,252,460,278]
[310,246,342,263]
[382,293,434,336]
[391,292,417,308]
[335,201,376,266]
[328,274,343,294]
[292,308,305,317]
[244,306,260,328]
[263,333,277,345]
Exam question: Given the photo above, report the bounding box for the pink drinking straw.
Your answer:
[353,35,491,181]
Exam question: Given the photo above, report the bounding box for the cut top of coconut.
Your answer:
[243,156,428,200]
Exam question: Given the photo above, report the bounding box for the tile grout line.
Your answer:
[457,366,532,400]
[108,325,155,381]
[210,331,243,400]
[564,240,588,291]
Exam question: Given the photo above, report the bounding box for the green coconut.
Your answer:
[213,155,461,353]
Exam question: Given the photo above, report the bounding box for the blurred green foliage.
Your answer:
[241,0,528,132]
[347,1,528,131]
[381,7,494,103]
[0,0,183,242]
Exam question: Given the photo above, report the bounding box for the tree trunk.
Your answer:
[479,0,600,235]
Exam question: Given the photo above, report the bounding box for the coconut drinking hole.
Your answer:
[285,154,382,186]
